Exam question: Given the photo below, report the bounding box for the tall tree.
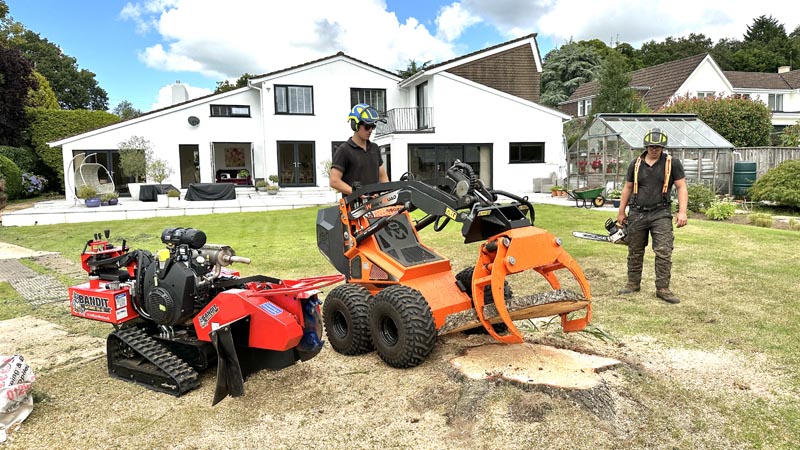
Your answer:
[112,100,142,120]
[0,45,37,146]
[214,73,254,94]
[540,41,602,107]
[591,50,646,114]
[733,15,793,72]
[397,60,432,79]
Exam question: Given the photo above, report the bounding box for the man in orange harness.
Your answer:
[616,128,688,304]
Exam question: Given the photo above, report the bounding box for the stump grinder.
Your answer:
[316,161,592,368]
[69,227,342,404]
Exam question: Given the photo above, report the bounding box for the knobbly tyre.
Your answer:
[68,228,343,405]
[572,218,629,244]
[316,161,593,369]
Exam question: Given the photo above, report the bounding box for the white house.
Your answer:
[560,53,800,130]
[51,34,570,202]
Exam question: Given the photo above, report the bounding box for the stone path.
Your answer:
[0,259,70,306]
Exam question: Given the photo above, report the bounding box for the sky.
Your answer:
[5,0,799,113]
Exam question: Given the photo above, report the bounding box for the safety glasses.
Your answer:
[361,123,377,130]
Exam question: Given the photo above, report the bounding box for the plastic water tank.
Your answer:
[733,161,757,196]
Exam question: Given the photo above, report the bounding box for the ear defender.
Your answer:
[350,119,358,131]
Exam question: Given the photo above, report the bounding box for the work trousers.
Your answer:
[625,207,674,289]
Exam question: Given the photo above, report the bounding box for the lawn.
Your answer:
[0,204,798,449]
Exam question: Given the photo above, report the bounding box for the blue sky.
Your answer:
[5,0,797,112]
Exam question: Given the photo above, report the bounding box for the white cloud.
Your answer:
[436,2,483,42]
[460,0,800,48]
[150,82,212,111]
[121,0,458,81]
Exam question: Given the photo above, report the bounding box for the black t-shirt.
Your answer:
[331,138,384,188]
[625,151,686,207]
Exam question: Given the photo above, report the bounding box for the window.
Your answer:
[733,93,751,100]
[210,104,251,117]
[768,94,784,111]
[275,85,314,114]
[697,91,715,99]
[509,142,545,163]
[350,88,386,113]
[577,99,592,117]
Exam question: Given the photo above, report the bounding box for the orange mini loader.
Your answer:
[316,161,591,368]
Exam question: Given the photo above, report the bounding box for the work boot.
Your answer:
[656,288,680,304]
[617,283,640,295]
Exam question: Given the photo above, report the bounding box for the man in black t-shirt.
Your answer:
[330,103,389,195]
[616,128,688,304]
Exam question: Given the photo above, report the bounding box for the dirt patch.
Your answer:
[0,316,104,375]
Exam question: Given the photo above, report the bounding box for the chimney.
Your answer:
[778,66,791,74]
[171,80,189,105]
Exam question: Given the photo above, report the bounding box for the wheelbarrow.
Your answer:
[567,186,605,208]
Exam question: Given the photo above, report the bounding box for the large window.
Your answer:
[275,85,314,114]
[210,105,250,117]
[350,88,386,112]
[509,142,545,163]
[768,94,784,111]
[696,91,715,99]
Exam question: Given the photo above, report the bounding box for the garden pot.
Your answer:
[612,200,621,208]
[108,198,118,206]
[85,197,101,208]
[128,183,142,201]
[267,189,279,195]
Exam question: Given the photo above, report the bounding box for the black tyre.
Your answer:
[592,196,605,208]
[370,285,436,368]
[322,284,374,355]
[455,267,512,334]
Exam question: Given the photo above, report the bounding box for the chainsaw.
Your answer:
[572,218,628,244]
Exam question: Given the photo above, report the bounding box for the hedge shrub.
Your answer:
[687,183,716,212]
[749,160,800,208]
[25,108,120,190]
[660,96,772,147]
[0,154,23,200]
[0,145,39,173]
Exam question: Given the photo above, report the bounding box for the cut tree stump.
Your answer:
[450,343,621,390]
[438,288,588,335]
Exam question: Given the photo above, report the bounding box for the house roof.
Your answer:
[424,33,538,72]
[724,69,800,90]
[565,53,709,111]
[587,113,734,150]
[248,52,400,82]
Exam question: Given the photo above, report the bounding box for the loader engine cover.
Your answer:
[142,260,197,325]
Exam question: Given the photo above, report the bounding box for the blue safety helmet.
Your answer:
[348,103,385,130]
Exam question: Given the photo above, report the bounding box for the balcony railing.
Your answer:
[375,107,434,136]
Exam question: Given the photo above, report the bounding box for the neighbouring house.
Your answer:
[559,53,800,131]
[50,34,570,203]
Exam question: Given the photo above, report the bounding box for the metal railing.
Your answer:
[375,107,434,136]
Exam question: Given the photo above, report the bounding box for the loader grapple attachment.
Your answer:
[316,161,593,368]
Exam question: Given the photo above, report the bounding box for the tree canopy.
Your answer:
[0,45,37,146]
[214,73,254,94]
[540,41,602,107]
[112,100,143,121]
[1,6,108,110]
[397,60,432,79]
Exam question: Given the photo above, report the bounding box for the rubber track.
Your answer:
[108,327,200,396]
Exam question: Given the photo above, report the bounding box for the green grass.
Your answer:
[1,204,799,447]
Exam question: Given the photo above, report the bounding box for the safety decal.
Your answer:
[260,302,283,316]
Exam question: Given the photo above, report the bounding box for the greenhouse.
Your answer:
[569,113,735,193]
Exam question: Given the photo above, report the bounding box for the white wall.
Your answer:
[59,89,263,201]
[256,59,401,184]
[396,72,565,193]
[672,58,732,102]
